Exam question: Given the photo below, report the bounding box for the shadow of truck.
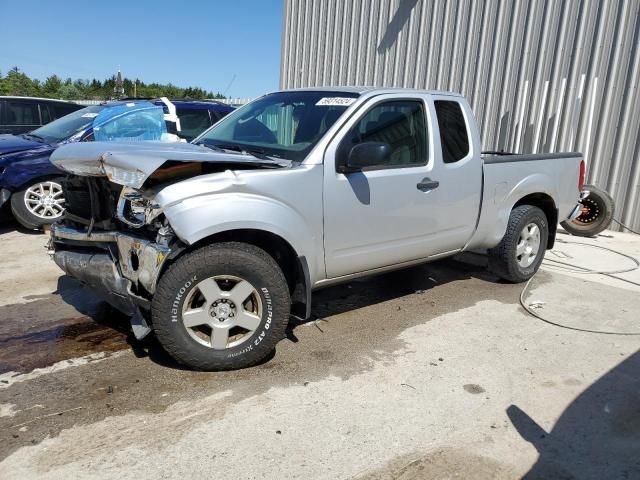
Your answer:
[508,350,640,479]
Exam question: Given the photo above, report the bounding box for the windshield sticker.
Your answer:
[316,97,356,106]
[81,112,99,118]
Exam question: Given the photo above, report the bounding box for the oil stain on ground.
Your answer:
[464,384,486,394]
[0,284,130,375]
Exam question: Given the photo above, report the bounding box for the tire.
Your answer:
[10,177,66,230]
[489,205,549,283]
[152,242,291,371]
[560,184,614,237]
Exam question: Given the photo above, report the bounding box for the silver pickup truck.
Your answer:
[49,87,584,370]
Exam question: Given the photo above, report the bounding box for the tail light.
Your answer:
[578,159,585,191]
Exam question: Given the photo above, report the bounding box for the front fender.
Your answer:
[0,154,61,190]
[161,192,319,278]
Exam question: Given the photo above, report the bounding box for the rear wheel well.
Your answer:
[513,193,558,248]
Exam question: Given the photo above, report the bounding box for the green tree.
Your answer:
[0,71,8,95]
[3,67,40,96]
[1,66,228,101]
[42,75,63,98]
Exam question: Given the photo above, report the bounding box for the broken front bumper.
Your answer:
[49,224,171,315]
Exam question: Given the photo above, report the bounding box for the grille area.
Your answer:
[61,176,121,227]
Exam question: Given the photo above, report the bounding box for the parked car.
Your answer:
[0,96,82,135]
[49,87,584,371]
[0,98,234,229]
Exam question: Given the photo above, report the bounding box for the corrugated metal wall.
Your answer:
[281,0,640,231]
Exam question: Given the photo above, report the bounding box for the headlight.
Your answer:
[104,164,147,188]
[116,187,162,228]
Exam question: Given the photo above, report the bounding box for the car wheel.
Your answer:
[560,184,614,237]
[10,178,66,230]
[152,242,291,371]
[488,205,549,283]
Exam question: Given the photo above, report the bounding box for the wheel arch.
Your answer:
[513,192,558,249]
[164,228,312,320]
[15,174,65,192]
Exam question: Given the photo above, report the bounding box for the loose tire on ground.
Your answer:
[10,177,66,230]
[151,242,291,371]
[488,205,549,283]
[560,184,614,237]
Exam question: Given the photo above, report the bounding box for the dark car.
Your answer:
[0,98,234,229]
[0,96,83,135]
[171,100,234,142]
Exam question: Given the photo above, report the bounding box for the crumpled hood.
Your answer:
[0,134,49,156]
[50,141,288,189]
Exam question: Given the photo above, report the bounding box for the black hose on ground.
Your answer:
[612,218,640,236]
[519,239,640,336]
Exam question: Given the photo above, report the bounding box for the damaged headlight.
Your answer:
[116,187,163,228]
[103,163,148,188]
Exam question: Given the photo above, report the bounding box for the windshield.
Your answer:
[195,91,359,161]
[93,104,167,142]
[30,105,104,143]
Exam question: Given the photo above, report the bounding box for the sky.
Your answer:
[0,0,283,98]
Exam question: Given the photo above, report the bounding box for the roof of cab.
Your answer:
[275,86,464,97]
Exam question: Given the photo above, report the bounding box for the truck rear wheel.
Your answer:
[152,242,291,371]
[488,205,548,283]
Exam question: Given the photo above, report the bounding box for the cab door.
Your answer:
[322,94,482,278]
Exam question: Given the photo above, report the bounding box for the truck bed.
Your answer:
[464,152,583,251]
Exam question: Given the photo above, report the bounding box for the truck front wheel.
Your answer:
[488,205,548,283]
[152,242,291,371]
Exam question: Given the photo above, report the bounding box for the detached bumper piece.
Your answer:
[50,224,172,338]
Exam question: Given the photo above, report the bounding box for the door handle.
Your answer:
[417,177,439,192]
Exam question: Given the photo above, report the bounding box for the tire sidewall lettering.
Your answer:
[244,286,273,352]
[171,274,198,322]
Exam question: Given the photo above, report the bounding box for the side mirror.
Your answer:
[338,142,392,173]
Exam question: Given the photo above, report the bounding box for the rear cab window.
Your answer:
[434,100,470,164]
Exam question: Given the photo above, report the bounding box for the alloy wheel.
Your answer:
[516,222,541,268]
[24,181,65,220]
[181,275,263,349]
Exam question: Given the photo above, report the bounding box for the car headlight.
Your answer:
[116,187,163,228]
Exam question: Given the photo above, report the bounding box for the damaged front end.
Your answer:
[49,175,179,339]
[48,141,287,338]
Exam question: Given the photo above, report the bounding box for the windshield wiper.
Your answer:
[212,143,274,160]
[195,141,224,152]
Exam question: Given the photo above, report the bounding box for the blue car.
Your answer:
[0,99,234,229]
